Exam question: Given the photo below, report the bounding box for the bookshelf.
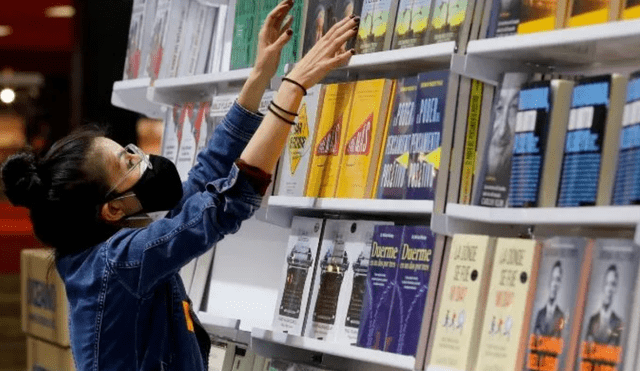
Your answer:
[250,328,416,371]
[111,78,165,119]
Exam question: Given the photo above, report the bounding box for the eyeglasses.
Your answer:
[105,144,152,199]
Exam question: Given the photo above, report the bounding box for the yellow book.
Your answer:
[475,238,542,371]
[517,0,570,33]
[567,0,621,27]
[304,82,355,198]
[335,79,395,199]
[427,234,497,371]
[622,0,640,18]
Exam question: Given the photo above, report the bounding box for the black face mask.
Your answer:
[114,155,183,213]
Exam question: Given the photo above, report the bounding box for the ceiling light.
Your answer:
[1,88,15,104]
[0,26,12,37]
[45,5,76,18]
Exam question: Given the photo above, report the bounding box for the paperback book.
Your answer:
[355,0,400,53]
[392,0,432,49]
[613,71,640,205]
[428,0,470,44]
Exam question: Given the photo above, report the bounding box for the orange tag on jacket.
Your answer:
[182,301,195,332]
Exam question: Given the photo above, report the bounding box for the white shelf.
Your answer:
[467,19,640,68]
[197,312,251,344]
[432,204,640,244]
[265,196,433,227]
[148,68,252,105]
[111,78,165,119]
[251,328,416,371]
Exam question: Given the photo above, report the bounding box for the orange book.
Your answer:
[304,82,356,198]
[336,79,396,199]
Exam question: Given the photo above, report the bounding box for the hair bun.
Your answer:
[1,152,45,208]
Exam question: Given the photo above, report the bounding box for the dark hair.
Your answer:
[1,127,118,258]
[552,260,562,276]
[605,264,618,281]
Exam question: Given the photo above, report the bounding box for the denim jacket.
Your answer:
[56,102,265,371]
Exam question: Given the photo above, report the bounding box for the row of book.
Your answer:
[483,0,640,38]
[271,217,440,359]
[469,71,640,208]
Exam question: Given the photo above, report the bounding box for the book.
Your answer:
[524,237,593,371]
[376,76,419,200]
[220,0,237,72]
[391,0,433,49]
[230,0,258,70]
[210,93,239,127]
[567,0,622,27]
[272,217,325,336]
[357,224,404,350]
[336,0,365,50]
[301,0,335,57]
[428,0,470,44]
[475,72,532,207]
[474,237,542,371]
[385,225,437,356]
[124,0,150,79]
[279,0,305,75]
[459,80,484,204]
[622,0,640,18]
[426,234,496,371]
[305,220,386,344]
[178,2,218,77]
[517,0,569,33]
[613,71,640,205]
[557,74,627,207]
[161,105,181,164]
[406,70,450,200]
[206,4,229,73]
[508,79,574,208]
[146,0,172,80]
[486,0,521,37]
[575,239,639,371]
[336,79,395,199]
[469,83,496,204]
[157,0,192,79]
[175,103,198,181]
[446,77,474,206]
[277,85,325,197]
[305,82,356,198]
[356,0,401,53]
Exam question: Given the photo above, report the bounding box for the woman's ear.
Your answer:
[100,200,127,222]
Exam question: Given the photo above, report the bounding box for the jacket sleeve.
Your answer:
[169,101,264,215]
[106,162,263,296]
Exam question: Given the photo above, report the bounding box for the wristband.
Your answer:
[271,100,298,116]
[282,77,308,96]
[268,104,296,126]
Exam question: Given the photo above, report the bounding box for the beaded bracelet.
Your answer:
[268,104,296,126]
[281,77,308,96]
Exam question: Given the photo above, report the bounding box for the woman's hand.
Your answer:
[286,15,359,90]
[253,0,296,80]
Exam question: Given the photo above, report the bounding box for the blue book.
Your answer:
[376,76,418,199]
[613,71,640,205]
[557,75,612,207]
[406,70,450,200]
[357,225,403,350]
[385,225,436,356]
[508,81,551,207]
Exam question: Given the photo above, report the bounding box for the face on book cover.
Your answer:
[487,84,519,177]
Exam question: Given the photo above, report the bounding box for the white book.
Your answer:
[276,85,324,197]
[220,0,237,72]
[177,2,217,76]
[272,216,325,336]
[210,93,239,126]
[207,4,228,73]
[123,0,146,80]
[139,0,159,79]
[146,0,191,80]
[175,103,198,181]
[305,219,389,344]
[161,105,181,164]
[195,5,217,75]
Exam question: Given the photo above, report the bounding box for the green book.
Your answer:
[230,0,259,70]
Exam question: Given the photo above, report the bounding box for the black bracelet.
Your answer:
[271,100,298,116]
[268,104,296,126]
[282,77,308,96]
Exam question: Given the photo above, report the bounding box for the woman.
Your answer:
[1,1,360,369]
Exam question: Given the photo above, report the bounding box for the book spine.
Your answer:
[459,80,483,204]
[230,0,258,70]
[613,74,640,205]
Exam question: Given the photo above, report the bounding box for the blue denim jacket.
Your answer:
[56,102,264,371]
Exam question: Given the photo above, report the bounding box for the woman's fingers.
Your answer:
[332,27,358,51]
[275,28,294,49]
[279,15,294,36]
[328,49,355,69]
[265,0,294,32]
[324,14,354,40]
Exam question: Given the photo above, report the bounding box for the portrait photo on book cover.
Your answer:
[585,264,624,346]
[533,261,565,338]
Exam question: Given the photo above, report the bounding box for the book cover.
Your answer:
[280,0,305,75]
[336,0,365,50]
[392,0,432,49]
[306,220,387,344]
[470,84,496,204]
[146,0,172,80]
[427,234,496,371]
[428,0,470,43]
[124,0,146,80]
[524,237,593,371]
[356,0,400,53]
[406,70,449,200]
[376,76,418,200]
[272,217,325,336]
[568,0,620,27]
[230,0,258,70]
[161,104,181,164]
[178,2,217,76]
[622,0,640,18]
[206,4,228,74]
[557,74,627,207]
[517,0,567,33]
[575,239,639,371]
[613,72,640,205]
[357,224,403,350]
[336,79,395,199]
[175,103,198,181]
[302,0,335,57]
[195,102,214,156]
[277,85,325,197]
[459,80,484,204]
[446,77,473,207]
[475,72,531,207]
[305,82,355,198]
[209,93,238,127]
[164,0,192,79]
[508,81,556,207]
[475,237,542,371]
[385,225,436,356]
[220,1,236,72]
